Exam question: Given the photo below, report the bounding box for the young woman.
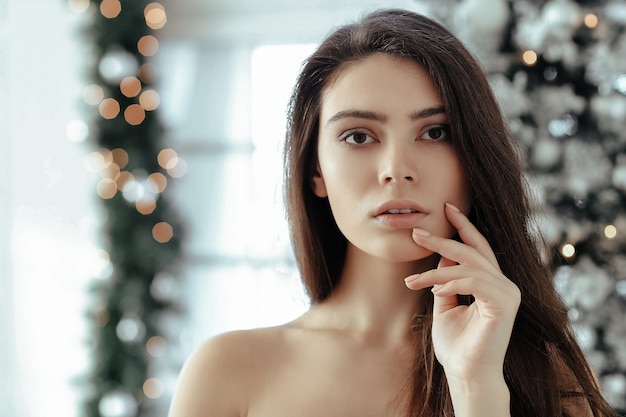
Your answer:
[168,9,618,417]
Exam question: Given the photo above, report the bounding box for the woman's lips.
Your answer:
[375,211,427,228]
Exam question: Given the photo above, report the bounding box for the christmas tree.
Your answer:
[74,1,184,416]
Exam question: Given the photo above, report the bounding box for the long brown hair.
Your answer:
[284,8,616,417]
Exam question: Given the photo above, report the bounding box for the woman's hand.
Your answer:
[404,203,520,415]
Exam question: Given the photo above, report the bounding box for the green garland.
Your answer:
[81,1,182,416]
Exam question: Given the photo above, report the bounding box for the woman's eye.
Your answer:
[343,131,375,144]
[420,126,450,141]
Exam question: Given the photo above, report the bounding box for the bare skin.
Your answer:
[168,244,434,416]
[169,54,519,417]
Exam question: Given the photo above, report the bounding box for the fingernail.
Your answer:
[431,284,442,294]
[445,202,461,212]
[413,228,430,237]
[404,274,420,284]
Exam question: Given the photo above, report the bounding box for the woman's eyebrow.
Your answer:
[325,106,447,126]
[325,109,386,126]
[409,106,447,120]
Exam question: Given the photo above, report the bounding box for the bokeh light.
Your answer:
[99,98,121,119]
[98,390,137,417]
[116,171,134,190]
[143,378,164,399]
[584,13,598,29]
[100,0,121,19]
[136,197,157,215]
[124,104,146,125]
[139,89,160,111]
[100,162,121,182]
[167,158,188,178]
[145,3,167,30]
[137,35,159,57]
[83,84,104,105]
[147,172,167,193]
[97,179,118,199]
[146,336,168,357]
[84,150,110,173]
[605,224,617,239]
[99,49,139,84]
[116,316,146,343]
[138,63,158,84]
[561,243,576,258]
[111,148,129,169]
[522,50,538,66]
[157,148,178,169]
[152,222,173,243]
[66,119,89,143]
[120,76,142,97]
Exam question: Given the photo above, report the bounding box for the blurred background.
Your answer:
[1,0,625,416]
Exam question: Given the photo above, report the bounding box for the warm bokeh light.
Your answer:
[605,224,617,239]
[584,13,598,29]
[136,197,157,215]
[111,148,129,169]
[146,336,168,357]
[97,178,118,199]
[100,0,121,19]
[100,148,114,166]
[145,3,167,30]
[147,172,167,193]
[120,76,142,97]
[561,243,576,258]
[124,104,146,125]
[100,162,121,182]
[138,63,158,84]
[137,35,159,57]
[157,148,178,169]
[84,149,113,172]
[83,84,104,105]
[116,171,134,190]
[139,89,160,111]
[152,222,173,243]
[68,0,90,13]
[522,50,538,66]
[99,98,121,119]
[167,158,188,178]
[143,378,164,399]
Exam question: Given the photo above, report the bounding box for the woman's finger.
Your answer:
[406,264,508,293]
[412,228,501,277]
[444,203,499,267]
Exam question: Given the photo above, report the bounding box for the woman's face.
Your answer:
[313,53,471,263]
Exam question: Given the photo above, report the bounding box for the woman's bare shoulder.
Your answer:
[167,326,293,417]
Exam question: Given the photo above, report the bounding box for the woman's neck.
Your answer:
[307,244,438,346]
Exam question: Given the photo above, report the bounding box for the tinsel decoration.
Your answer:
[79,1,183,417]
[429,0,626,411]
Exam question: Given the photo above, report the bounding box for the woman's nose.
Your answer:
[378,142,417,185]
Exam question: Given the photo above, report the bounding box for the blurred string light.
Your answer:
[138,35,159,57]
[561,243,576,258]
[145,3,167,30]
[522,49,538,66]
[100,0,122,19]
[605,224,617,239]
[584,13,599,29]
